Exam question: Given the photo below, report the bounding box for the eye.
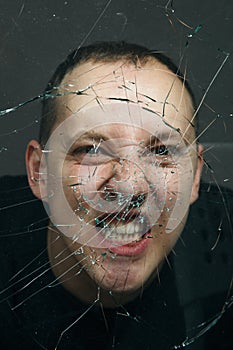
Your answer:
[73,145,102,155]
[70,144,112,164]
[141,144,178,168]
[142,144,169,156]
[150,145,169,156]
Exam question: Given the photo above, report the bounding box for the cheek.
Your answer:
[157,168,179,206]
[150,168,186,235]
[62,161,97,202]
[165,170,179,203]
[64,162,117,213]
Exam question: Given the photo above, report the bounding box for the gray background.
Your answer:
[0,0,232,188]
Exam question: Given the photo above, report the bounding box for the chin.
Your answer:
[86,253,155,295]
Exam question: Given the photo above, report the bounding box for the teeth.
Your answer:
[104,230,142,242]
[97,221,145,242]
[115,222,142,234]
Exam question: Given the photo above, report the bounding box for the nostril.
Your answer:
[103,189,130,206]
[129,193,146,208]
[102,181,147,209]
[103,188,118,202]
[102,185,117,201]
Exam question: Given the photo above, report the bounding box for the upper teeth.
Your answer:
[97,221,145,242]
[114,222,143,234]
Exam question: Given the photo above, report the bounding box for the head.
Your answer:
[26,41,203,306]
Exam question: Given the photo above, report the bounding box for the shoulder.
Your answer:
[174,182,232,297]
[0,175,46,230]
[173,183,233,349]
[0,175,48,278]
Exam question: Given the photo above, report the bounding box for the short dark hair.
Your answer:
[39,41,195,146]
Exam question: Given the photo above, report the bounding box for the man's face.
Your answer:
[32,59,202,296]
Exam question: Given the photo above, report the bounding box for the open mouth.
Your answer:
[95,213,151,243]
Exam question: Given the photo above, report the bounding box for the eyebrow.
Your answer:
[148,133,182,145]
[76,131,184,146]
[75,132,107,142]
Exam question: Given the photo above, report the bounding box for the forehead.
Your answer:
[55,60,194,140]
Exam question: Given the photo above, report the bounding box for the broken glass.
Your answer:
[0,1,232,349]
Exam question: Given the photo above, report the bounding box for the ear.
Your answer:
[190,144,204,204]
[25,140,47,201]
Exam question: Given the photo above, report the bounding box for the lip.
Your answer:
[78,211,153,250]
[108,231,152,256]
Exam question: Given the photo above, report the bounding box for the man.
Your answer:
[0,42,232,349]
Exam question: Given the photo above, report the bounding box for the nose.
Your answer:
[100,158,148,209]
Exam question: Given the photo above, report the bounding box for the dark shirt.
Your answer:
[0,176,232,350]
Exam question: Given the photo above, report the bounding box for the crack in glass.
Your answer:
[0,1,232,349]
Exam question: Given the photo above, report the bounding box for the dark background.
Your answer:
[0,0,232,188]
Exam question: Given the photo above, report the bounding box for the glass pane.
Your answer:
[0,1,232,349]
